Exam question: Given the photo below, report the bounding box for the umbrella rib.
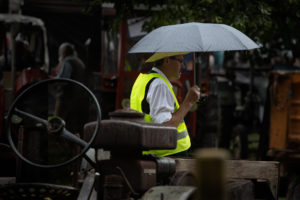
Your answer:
[221,25,253,50]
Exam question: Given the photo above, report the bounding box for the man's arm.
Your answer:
[163,85,200,127]
[56,61,72,78]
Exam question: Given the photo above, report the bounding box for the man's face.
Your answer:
[167,55,184,80]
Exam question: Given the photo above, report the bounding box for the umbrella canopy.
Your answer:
[129,22,259,53]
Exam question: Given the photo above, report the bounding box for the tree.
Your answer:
[83,0,300,65]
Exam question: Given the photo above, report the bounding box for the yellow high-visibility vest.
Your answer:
[130,72,191,157]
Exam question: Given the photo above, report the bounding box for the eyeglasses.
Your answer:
[170,57,184,65]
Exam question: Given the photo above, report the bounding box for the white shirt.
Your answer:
[146,67,175,123]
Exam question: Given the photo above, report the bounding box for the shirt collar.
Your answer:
[152,67,173,87]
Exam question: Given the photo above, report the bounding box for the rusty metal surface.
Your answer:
[103,175,125,200]
[84,120,177,150]
[100,159,157,193]
[154,156,176,181]
[175,158,279,200]
[142,186,197,200]
[109,109,144,122]
[169,171,196,186]
[0,177,16,185]
[227,179,255,200]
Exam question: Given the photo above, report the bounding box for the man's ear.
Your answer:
[164,57,169,64]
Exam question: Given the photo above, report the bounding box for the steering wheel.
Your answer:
[6,78,101,168]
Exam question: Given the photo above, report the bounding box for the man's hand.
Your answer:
[163,85,201,128]
[183,85,201,107]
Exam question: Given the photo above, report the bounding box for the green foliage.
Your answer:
[82,0,300,58]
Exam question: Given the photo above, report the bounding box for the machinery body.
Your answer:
[83,109,184,199]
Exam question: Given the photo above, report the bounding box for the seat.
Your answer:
[84,120,177,150]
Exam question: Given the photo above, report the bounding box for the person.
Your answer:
[53,42,89,136]
[55,42,86,83]
[130,52,201,157]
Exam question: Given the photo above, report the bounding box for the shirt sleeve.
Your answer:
[147,78,174,123]
[56,61,72,78]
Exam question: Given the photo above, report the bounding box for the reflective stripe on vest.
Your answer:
[130,72,191,157]
[178,129,188,140]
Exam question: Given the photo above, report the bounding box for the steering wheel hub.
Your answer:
[48,116,65,135]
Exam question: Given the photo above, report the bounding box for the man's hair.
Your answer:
[155,58,164,67]
[154,56,176,67]
[60,42,75,57]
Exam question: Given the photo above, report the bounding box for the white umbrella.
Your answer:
[129,22,259,53]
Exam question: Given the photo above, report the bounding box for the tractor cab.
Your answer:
[0,13,49,140]
[0,13,49,183]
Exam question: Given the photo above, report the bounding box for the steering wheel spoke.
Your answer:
[14,108,48,126]
[61,128,88,148]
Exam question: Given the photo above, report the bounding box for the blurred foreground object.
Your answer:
[194,148,230,200]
